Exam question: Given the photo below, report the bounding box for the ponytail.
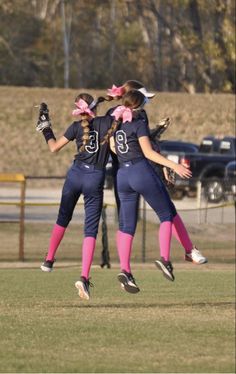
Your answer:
[79,116,91,152]
[100,119,120,145]
[96,96,114,105]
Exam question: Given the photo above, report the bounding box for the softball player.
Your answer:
[36,93,114,300]
[108,90,206,293]
[105,82,207,271]
[103,80,155,211]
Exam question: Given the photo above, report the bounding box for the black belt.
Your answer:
[76,160,104,170]
[119,158,143,168]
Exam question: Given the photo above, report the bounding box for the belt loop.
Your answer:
[76,160,103,171]
[119,158,143,168]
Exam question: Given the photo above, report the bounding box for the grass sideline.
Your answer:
[0,266,235,373]
[0,222,235,263]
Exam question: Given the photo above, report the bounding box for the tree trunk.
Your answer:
[61,0,72,88]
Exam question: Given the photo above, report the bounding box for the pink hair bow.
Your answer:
[107,84,124,98]
[111,105,133,123]
[72,98,95,118]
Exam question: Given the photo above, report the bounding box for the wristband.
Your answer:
[42,127,56,143]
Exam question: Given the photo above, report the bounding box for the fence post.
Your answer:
[0,173,25,261]
[100,205,111,268]
[19,178,26,261]
[196,181,202,224]
[141,198,146,263]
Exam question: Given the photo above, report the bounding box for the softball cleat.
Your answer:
[185,247,208,264]
[40,259,54,272]
[117,270,140,293]
[155,258,175,281]
[75,277,93,300]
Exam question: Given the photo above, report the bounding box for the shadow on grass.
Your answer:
[51,301,235,309]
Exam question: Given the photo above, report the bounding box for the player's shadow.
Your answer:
[57,301,234,309]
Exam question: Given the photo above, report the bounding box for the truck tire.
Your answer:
[204,177,224,203]
[169,189,184,200]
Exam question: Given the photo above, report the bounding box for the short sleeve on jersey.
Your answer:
[63,122,78,141]
[136,119,150,138]
[137,109,149,125]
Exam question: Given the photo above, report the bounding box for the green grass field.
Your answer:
[0,265,235,373]
[0,197,235,373]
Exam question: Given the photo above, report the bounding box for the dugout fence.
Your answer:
[0,173,26,260]
[0,174,235,262]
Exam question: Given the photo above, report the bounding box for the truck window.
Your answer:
[199,138,221,153]
[199,139,213,153]
[220,141,231,154]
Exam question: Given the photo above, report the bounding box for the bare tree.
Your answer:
[109,0,116,77]
[31,0,61,20]
[61,0,72,88]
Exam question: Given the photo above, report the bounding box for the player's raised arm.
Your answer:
[138,136,192,179]
[36,102,69,152]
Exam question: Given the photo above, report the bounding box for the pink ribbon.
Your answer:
[72,98,95,117]
[107,84,124,98]
[111,105,133,123]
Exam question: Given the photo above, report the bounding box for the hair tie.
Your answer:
[107,84,124,98]
[72,98,95,117]
[111,105,133,123]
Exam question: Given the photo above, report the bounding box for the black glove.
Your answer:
[164,167,176,189]
[36,102,52,132]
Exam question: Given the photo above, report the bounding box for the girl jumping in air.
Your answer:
[36,93,115,300]
[105,82,207,269]
[105,89,207,293]
[98,80,156,211]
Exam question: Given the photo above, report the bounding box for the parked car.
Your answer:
[200,137,236,203]
[159,140,199,169]
[224,161,236,198]
[158,140,199,198]
[198,136,221,153]
[105,131,236,204]
[158,136,236,203]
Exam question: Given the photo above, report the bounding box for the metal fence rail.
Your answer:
[0,174,235,262]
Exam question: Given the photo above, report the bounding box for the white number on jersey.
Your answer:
[85,131,99,153]
[115,130,128,153]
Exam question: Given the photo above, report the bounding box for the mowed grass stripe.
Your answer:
[0,268,234,373]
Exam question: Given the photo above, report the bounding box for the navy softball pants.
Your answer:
[56,162,105,238]
[117,158,177,235]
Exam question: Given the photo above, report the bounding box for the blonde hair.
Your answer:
[100,90,146,145]
[74,93,95,153]
[100,120,120,145]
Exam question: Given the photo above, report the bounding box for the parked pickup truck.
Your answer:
[159,136,236,203]
[224,161,236,199]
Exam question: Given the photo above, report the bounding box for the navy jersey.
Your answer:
[64,115,113,167]
[114,118,150,164]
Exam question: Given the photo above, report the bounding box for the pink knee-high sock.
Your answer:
[172,214,193,253]
[159,221,172,262]
[46,224,66,261]
[81,237,96,279]
[116,230,133,273]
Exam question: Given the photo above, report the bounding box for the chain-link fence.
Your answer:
[0,176,235,263]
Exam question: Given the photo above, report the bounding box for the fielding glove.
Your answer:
[36,102,51,132]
